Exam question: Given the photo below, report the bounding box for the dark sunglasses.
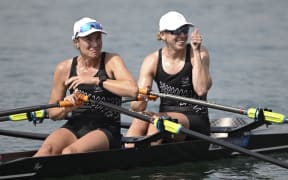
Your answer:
[166,25,190,35]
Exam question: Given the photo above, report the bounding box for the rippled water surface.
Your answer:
[0,0,288,179]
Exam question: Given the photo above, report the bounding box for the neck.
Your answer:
[78,55,101,67]
[163,47,186,61]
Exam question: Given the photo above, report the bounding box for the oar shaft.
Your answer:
[0,129,48,140]
[149,91,247,115]
[140,89,287,124]
[0,122,132,140]
[180,127,288,169]
[0,104,58,117]
[91,99,288,169]
[98,101,152,123]
[0,100,77,117]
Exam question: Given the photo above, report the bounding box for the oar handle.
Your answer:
[139,88,150,95]
[58,101,74,107]
[58,92,89,107]
[247,108,287,123]
[137,94,158,101]
[74,92,89,102]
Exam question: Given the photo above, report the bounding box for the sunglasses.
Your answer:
[166,25,190,35]
[74,22,104,39]
[80,22,103,33]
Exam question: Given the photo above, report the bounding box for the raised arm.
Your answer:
[190,28,212,96]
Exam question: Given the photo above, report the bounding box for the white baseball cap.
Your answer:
[72,17,107,40]
[159,11,194,31]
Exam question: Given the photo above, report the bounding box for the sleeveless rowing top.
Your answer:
[155,44,208,114]
[67,52,122,126]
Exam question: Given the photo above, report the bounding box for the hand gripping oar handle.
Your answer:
[89,98,288,169]
[0,92,142,125]
[121,94,158,103]
[139,88,288,124]
[0,92,89,117]
[136,94,158,101]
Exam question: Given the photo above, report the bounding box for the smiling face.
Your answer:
[74,32,103,59]
[160,25,190,50]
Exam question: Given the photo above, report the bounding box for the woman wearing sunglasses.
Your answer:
[34,17,137,156]
[125,11,212,148]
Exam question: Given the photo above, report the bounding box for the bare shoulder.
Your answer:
[104,52,132,78]
[138,50,159,77]
[105,52,123,64]
[54,58,73,77]
[142,51,158,68]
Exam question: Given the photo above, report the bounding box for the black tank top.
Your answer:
[155,44,208,114]
[67,52,122,124]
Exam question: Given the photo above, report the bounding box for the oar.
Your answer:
[0,92,88,117]
[0,110,47,123]
[0,129,48,140]
[0,122,132,140]
[0,94,155,119]
[121,94,158,103]
[139,89,288,124]
[88,99,288,169]
[0,94,137,139]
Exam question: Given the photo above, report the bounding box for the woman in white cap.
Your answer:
[125,11,212,148]
[34,17,137,156]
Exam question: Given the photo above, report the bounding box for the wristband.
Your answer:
[98,76,107,88]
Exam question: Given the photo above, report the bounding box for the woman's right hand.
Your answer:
[62,92,84,113]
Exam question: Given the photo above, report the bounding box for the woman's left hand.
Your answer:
[65,76,97,90]
[191,28,202,50]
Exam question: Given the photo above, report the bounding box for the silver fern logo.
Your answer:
[180,76,191,87]
[159,81,190,96]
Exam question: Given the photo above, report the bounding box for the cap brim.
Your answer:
[174,23,194,30]
[77,29,107,38]
[186,23,194,27]
[164,23,194,31]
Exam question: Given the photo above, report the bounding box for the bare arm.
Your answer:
[131,52,158,112]
[190,28,212,96]
[64,53,138,98]
[103,53,138,97]
[48,59,76,120]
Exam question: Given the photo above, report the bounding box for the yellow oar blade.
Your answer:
[9,110,47,121]
[9,113,28,121]
[247,108,286,124]
[153,117,182,134]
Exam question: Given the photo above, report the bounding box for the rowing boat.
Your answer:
[1,92,288,179]
[1,118,288,180]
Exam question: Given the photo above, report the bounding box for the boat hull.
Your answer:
[1,126,288,179]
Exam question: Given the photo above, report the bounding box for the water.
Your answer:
[0,0,288,179]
